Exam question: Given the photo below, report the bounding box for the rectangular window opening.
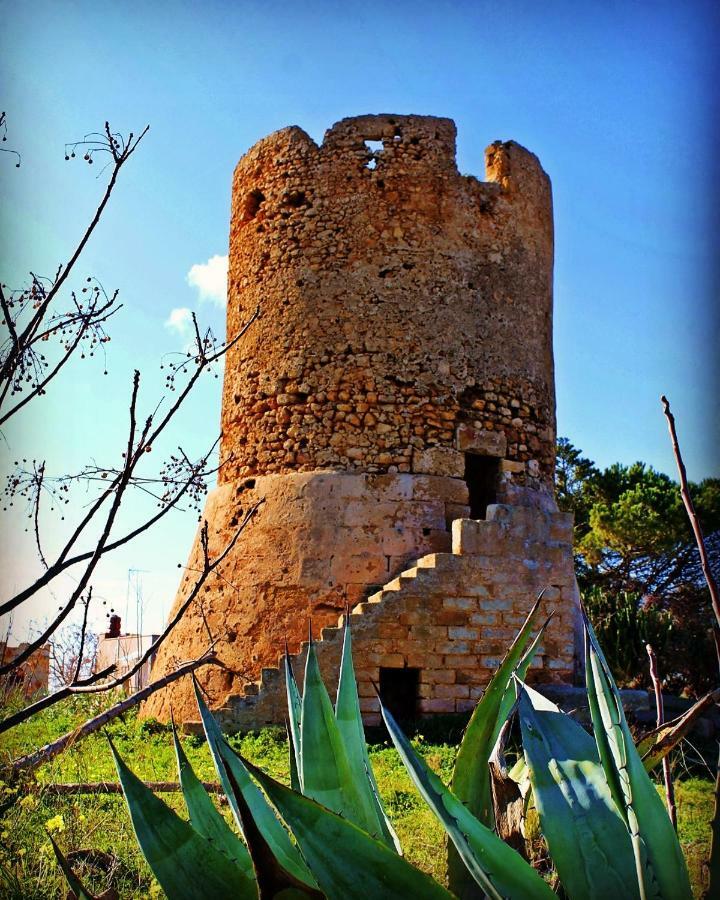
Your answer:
[379,667,419,723]
[464,453,500,519]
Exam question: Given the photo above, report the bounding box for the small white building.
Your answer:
[95,616,159,692]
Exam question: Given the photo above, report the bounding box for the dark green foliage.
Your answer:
[556,438,719,596]
[557,438,718,694]
[583,588,673,688]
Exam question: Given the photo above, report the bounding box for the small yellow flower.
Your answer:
[1,830,8,840]
[19,794,37,809]
[17,848,25,856]
[77,813,86,823]
[45,814,65,833]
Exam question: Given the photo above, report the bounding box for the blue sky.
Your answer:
[1,0,718,639]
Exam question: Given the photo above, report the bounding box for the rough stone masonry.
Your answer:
[143,114,580,728]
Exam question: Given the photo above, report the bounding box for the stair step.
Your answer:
[383,577,403,592]
[221,545,468,721]
[417,552,455,570]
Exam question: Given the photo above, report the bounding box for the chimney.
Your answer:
[106,614,121,639]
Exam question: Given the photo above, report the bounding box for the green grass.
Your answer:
[0,695,714,898]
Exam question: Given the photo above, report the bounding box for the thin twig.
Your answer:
[0,501,261,733]
[646,643,677,829]
[9,649,216,776]
[72,588,93,684]
[0,371,142,675]
[660,395,720,897]
[661,395,720,660]
[34,780,225,797]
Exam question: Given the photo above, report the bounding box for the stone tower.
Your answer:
[144,115,579,727]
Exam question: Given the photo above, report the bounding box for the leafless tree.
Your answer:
[48,595,99,688]
[0,118,258,744]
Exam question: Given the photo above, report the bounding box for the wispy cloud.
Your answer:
[164,306,193,334]
[187,254,228,307]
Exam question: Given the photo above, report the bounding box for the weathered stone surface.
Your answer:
[222,113,556,492]
[142,115,577,726]
[456,425,507,457]
[163,503,580,729]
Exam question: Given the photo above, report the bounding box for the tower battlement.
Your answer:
[223,114,555,500]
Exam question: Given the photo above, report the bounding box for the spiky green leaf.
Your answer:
[172,721,254,877]
[335,615,401,851]
[192,677,316,889]
[584,613,692,900]
[48,833,97,900]
[109,737,256,899]
[449,596,546,897]
[299,635,382,838]
[381,699,554,900]
[243,756,454,900]
[518,682,638,900]
[451,595,546,825]
[286,721,301,794]
[284,649,303,789]
[220,756,324,899]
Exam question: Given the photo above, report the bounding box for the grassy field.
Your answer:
[0,694,714,898]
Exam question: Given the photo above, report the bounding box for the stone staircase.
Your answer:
[214,504,579,730]
[216,553,450,724]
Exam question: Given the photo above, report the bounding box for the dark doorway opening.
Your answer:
[379,667,419,723]
[464,453,500,519]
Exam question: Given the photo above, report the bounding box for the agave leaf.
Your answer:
[48,833,98,900]
[109,737,256,899]
[381,699,554,900]
[335,614,401,851]
[507,755,529,786]
[172,720,254,877]
[192,677,317,889]
[636,687,720,772]
[220,756,324,899]
[284,648,303,789]
[299,633,382,838]
[518,683,639,900]
[286,721,301,794]
[449,597,547,897]
[451,595,547,825]
[242,755,454,900]
[584,613,692,900]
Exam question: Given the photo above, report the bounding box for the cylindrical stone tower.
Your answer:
[144,115,577,726]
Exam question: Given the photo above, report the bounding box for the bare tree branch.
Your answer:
[646,643,677,829]
[0,501,262,733]
[661,396,720,638]
[0,126,148,395]
[0,371,142,675]
[9,649,217,776]
[34,780,225,797]
[660,395,720,897]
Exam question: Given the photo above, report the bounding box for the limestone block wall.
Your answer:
[212,504,578,730]
[222,114,556,496]
[143,471,470,722]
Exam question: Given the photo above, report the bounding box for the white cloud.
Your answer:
[164,307,193,334]
[187,254,228,307]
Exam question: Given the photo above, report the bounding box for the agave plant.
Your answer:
[52,601,694,900]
